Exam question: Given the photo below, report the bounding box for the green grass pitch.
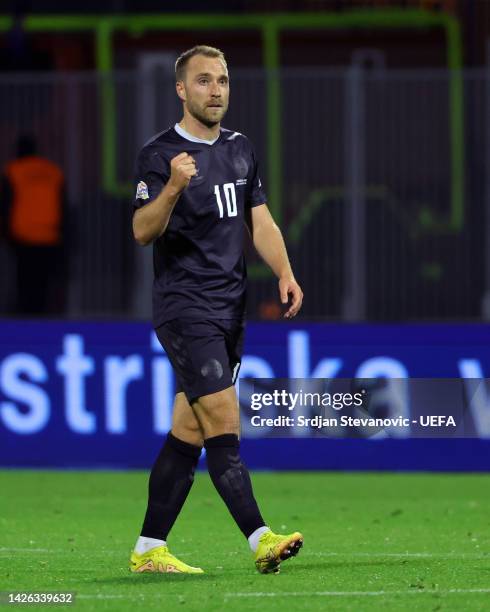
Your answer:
[1,470,489,611]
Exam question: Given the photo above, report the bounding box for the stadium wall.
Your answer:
[0,321,489,471]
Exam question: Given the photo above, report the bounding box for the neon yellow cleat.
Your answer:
[129,545,204,574]
[254,530,303,574]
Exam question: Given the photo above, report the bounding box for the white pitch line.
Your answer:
[78,595,126,600]
[73,588,490,601]
[302,551,489,559]
[0,547,115,555]
[1,548,488,560]
[0,547,198,556]
[0,547,63,553]
[77,594,194,601]
[225,588,490,599]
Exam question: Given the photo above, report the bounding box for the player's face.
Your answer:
[180,55,229,127]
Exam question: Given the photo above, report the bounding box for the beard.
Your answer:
[186,97,228,128]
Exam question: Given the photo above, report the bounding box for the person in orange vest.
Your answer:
[0,135,67,315]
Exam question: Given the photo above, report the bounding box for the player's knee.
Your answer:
[172,393,204,446]
[193,392,239,437]
[204,421,239,439]
[203,414,240,437]
[171,413,203,446]
[186,422,204,447]
[172,422,204,447]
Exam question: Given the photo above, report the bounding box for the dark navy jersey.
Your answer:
[133,125,267,328]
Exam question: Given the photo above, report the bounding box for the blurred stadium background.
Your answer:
[2,2,490,609]
[1,0,490,462]
[1,0,490,322]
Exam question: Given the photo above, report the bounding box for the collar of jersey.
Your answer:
[174,123,219,145]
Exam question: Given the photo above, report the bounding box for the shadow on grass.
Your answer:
[227,557,447,575]
[75,557,447,586]
[85,573,217,586]
[291,557,447,571]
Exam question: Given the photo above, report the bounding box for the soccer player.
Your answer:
[130,45,304,575]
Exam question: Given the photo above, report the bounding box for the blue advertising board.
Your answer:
[1,321,489,470]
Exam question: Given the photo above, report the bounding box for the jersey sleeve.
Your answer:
[247,145,267,208]
[133,146,169,212]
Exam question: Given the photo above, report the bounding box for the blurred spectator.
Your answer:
[0,9,53,73]
[0,134,67,316]
[259,299,282,320]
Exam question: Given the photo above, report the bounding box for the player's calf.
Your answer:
[204,433,267,539]
[140,432,202,541]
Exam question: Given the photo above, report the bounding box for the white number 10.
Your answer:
[214,183,237,218]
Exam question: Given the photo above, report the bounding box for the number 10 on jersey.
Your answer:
[214,183,237,218]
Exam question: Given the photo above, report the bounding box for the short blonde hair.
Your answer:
[175,45,227,82]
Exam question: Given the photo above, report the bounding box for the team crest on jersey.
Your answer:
[136,181,149,200]
[233,156,249,178]
[191,166,204,183]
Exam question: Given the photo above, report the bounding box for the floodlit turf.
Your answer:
[1,470,489,611]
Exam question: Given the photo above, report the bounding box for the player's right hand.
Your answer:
[168,152,197,192]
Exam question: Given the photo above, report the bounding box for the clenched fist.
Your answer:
[168,152,197,193]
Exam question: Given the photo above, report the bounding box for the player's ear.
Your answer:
[176,80,186,102]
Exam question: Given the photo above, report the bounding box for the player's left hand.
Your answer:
[279,276,303,319]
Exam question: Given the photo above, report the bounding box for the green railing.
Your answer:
[0,10,464,233]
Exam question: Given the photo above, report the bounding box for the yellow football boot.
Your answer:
[130,545,204,574]
[254,530,303,574]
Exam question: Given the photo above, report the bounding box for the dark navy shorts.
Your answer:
[155,318,245,403]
